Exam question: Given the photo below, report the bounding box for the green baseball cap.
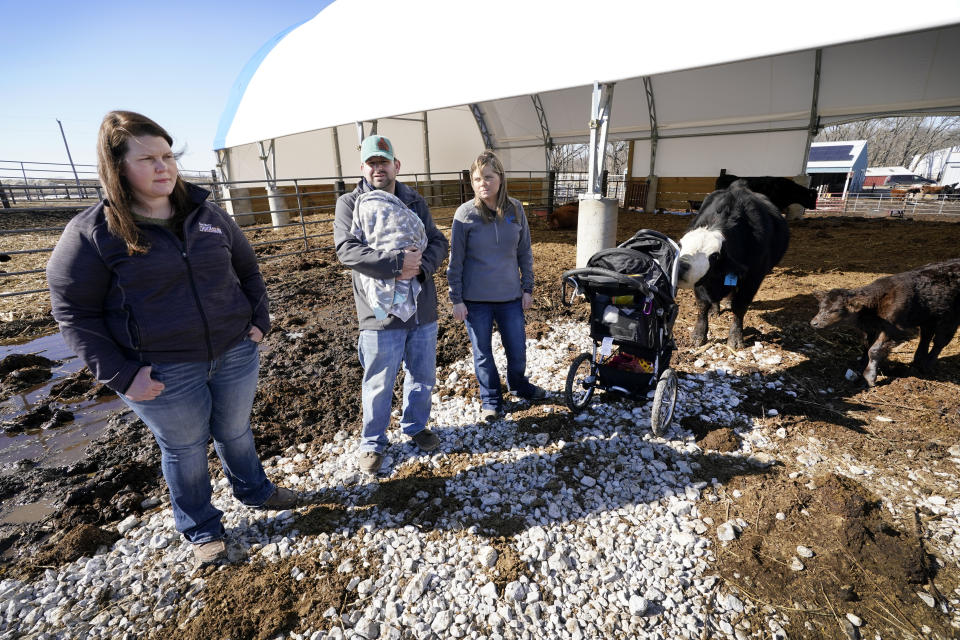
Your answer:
[360,135,395,163]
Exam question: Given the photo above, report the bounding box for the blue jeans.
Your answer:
[357,321,437,453]
[464,299,534,411]
[121,337,274,544]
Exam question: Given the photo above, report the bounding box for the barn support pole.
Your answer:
[216,149,252,225]
[332,126,346,198]
[257,139,289,229]
[643,76,659,214]
[356,122,365,146]
[469,104,495,150]
[422,111,433,207]
[794,49,823,187]
[532,94,555,211]
[577,82,618,268]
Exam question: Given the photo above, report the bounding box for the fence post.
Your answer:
[294,180,309,252]
[0,181,10,208]
[547,170,556,217]
[459,170,470,203]
[600,170,609,198]
[209,170,222,207]
[20,162,31,202]
[335,180,346,198]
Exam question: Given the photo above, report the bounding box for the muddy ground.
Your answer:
[1,207,959,639]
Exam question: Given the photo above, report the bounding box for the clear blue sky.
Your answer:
[3,1,324,176]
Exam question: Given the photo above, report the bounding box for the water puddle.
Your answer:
[0,498,56,525]
[1,333,126,469]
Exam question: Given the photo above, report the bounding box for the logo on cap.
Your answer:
[377,137,390,152]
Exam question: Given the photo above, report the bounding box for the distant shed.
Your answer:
[806,140,868,195]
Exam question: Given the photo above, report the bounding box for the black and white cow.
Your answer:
[677,180,790,349]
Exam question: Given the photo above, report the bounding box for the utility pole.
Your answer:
[57,119,83,196]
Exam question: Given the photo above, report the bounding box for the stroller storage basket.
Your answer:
[596,363,655,394]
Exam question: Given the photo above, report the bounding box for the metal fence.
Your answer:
[1,169,629,299]
[0,159,213,206]
[10,169,955,301]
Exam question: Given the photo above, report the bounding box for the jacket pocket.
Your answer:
[125,305,142,350]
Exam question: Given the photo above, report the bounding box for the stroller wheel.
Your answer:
[565,353,596,413]
[650,368,678,436]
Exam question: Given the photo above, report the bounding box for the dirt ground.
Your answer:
[2,206,960,639]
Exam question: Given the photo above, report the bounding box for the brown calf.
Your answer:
[548,203,578,230]
[810,259,960,386]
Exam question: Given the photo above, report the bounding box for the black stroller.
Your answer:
[560,229,681,435]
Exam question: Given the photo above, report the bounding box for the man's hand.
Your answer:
[522,292,533,310]
[452,303,468,321]
[248,326,264,343]
[399,247,422,280]
[125,366,164,402]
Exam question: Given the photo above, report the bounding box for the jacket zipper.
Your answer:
[160,217,215,361]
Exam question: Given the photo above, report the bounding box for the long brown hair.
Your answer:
[97,111,191,254]
[471,150,512,223]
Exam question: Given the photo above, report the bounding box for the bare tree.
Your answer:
[550,142,630,173]
[815,116,960,171]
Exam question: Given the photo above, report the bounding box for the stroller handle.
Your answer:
[561,267,655,306]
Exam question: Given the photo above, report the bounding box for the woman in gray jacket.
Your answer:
[46,111,296,566]
[447,151,546,421]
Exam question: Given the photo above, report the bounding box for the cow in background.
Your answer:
[810,259,960,386]
[677,180,790,349]
[548,202,578,230]
[715,173,817,220]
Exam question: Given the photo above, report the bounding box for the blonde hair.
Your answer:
[97,111,191,255]
[471,150,512,222]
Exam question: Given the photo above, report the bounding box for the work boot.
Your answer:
[412,428,440,452]
[258,487,298,510]
[193,539,227,566]
[357,451,384,474]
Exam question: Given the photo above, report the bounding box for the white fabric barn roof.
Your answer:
[215,0,960,177]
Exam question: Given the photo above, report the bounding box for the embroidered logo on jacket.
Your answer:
[198,223,223,234]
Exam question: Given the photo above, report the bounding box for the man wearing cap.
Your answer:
[334,135,449,474]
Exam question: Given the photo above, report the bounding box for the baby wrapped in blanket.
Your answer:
[351,190,428,321]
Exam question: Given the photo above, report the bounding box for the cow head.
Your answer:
[676,227,725,289]
[809,289,857,328]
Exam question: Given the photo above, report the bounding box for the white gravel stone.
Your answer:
[116,515,139,535]
[796,545,814,558]
[717,522,739,541]
[477,546,498,568]
[917,591,936,607]
[628,595,649,616]
[845,613,862,627]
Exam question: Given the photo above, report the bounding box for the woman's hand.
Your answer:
[125,366,164,402]
[452,303,468,321]
[522,292,533,310]
[248,325,264,343]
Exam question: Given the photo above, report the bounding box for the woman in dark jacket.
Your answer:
[46,111,296,565]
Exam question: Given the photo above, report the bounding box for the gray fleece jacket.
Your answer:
[447,198,534,304]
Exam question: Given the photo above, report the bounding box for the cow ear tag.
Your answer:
[724,273,738,286]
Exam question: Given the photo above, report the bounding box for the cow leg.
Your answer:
[911,324,934,371]
[856,328,877,370]
[919,321,960,371]
[692,298,711,347]
[863,332,896,387]
[727,311,745,350]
